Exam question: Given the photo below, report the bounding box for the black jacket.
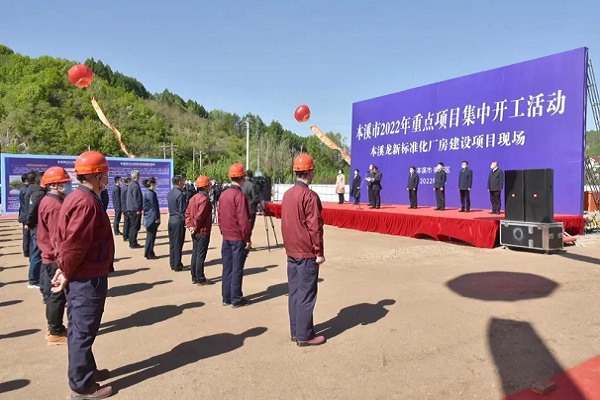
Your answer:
[488,168,504,191]
[372,171,383,189]
[434,170,447,189]
[112,185,122,211]
[407,173,419,190]
[101,189,109,211]
[242,178,261,215]
[458,168,473,190]
[18,184,29,223]
[126,180,143,212]
[351,175,361,197]
[121,184,128,212]
[25,183,46,229]
[167,187,186,221]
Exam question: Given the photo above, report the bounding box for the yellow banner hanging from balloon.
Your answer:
[310,125,351,165]
[91,97,135,158]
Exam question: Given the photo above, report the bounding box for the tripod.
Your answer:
[261,202,279,251]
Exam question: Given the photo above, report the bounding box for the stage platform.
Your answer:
[265,203,585,249]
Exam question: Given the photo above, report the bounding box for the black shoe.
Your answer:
[191,279,197,285]
[458,209,465,212]
[114,232,121,236]
[197,279,214,286]
[172,268,183,272]
[231,299,251,308]
[123,238,129,242]
[434,208,441,210]
[130,244,142,249]
[23,253,30,258]
[465,210,470,213]
[146,255,159,260]
[222,301,231,306]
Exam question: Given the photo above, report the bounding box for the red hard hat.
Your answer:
[228,163,246,178]
[41,167,71,188]
[74,151,109,175]
[293,153,315,172]
[195,175,211,188]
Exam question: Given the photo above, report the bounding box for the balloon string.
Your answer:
[91,97,135,158]
[310,125,351,165]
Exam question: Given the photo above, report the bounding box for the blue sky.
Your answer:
[1,0,598,142]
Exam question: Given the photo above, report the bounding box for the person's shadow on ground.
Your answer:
[108,327,267,392]
[315,299,395,339]
[107,280,172,297]
[99,302,204,335]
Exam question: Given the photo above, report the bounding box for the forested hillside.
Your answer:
[0,44,349,183]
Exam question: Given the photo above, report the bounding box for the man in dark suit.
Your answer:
[369,166,382,209]
[434,162,447,211]
[407,166,419,209]
[458,161,473,212]
[487,161,504,214]
[121,176,131,242]
[167,176,187,271]
[100,189,109,211]
[366,164,374,207]
[112,176,122,235]
[18,173,31,257]
[351,169,361,205]
[126,170,143,248]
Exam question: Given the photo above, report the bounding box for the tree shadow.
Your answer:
[99,302,204,335]
[315,299,395,339]
[110,267,150,278]
[0,300,23,307]
[489,318,585,398]
[205,258,223,267]
[0,379,30,394]
[108,327,267,392]
[0,265,27,273]
[113,257,132,263]
[108,280,172,298]
[0,251,20,257]
[446,272,558,302]
[0,279,29,289]
[0,328,40,340]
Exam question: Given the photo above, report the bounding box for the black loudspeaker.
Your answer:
[255,176,272,202]
[524,169,554,223]
[505,170,525,221]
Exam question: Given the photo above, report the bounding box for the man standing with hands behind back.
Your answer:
[167,176,187,272]
[458,161,473,212]
[51,150,113,399]
[126,170,143,248]
[434,162,447,211]
[487,161,504,214]
[407,166,419,209]
[281,153,326,347]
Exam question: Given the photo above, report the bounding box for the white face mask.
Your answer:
[462,164,467,169]
[490,164,495,169]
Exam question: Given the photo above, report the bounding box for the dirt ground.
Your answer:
[1,215,600,400]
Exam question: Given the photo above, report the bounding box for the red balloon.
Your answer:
[294,104,311,123]
[68,64,94,88]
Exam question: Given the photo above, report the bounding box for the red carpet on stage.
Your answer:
[265,203,584,249]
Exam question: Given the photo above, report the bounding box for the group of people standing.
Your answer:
[407,160,504,213]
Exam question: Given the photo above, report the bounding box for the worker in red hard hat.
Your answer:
[185,175,214,286]
[281,153,326,347]
[37,167,72,346]
[218,163,252,307]
[51,150,114,399]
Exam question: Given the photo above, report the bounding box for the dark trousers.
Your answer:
[168,218,185,270]
[123,211,131,241]
[368,185,374,206]
[129,212,141,246]
[409,189,418,208]
[372,187,381,208]
[250,213,257,230]
[490,190,502,213]
[353,190,360,205]
[28,229,42,285]
[338,193,344,204]
[113,208,122,234]
[287,257,319,341]
[65,276,107,394]
[191,234,210,282]
[459,190,471,211]
[221,240,248,305]
[22,224,31,257]
[144,222,158,258]
[41,263,66,335]
[435,188,445,210]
